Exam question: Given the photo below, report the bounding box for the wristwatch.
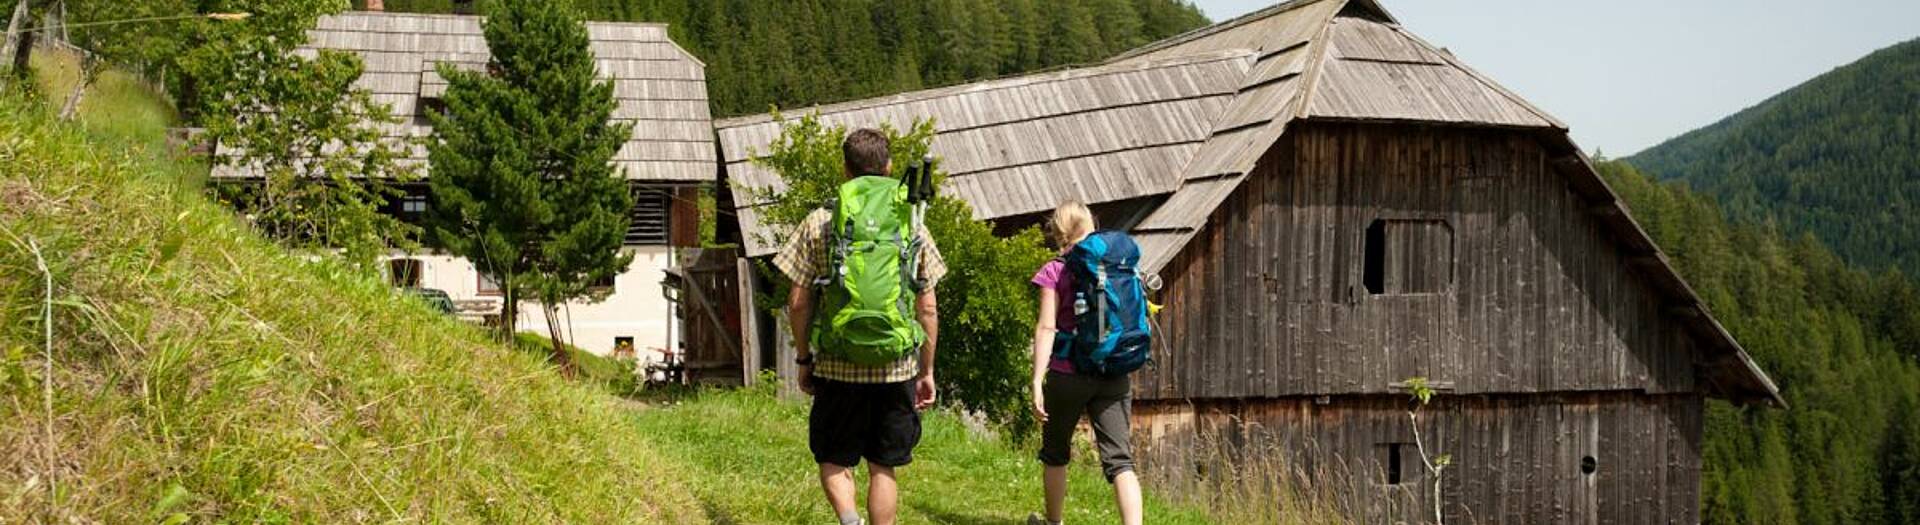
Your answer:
[795,354,814,366]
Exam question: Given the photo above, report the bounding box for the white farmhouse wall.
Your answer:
[387,247,678,360]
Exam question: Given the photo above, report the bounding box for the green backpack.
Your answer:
[810,175,927,365]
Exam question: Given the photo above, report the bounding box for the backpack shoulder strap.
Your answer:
[815,202,844,288]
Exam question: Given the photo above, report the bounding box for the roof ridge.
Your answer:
[1107,0,1335,63]
[712,49,1256,129]
[323,10,674,29]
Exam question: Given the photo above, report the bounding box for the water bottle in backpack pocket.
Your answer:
[1055,230,1153,377]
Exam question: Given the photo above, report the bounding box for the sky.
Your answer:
[1186,0,1920,155]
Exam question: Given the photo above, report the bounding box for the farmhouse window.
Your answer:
[626,187,672,246]
[388,258,422,288]
[478,272,503,296]
[400,194,427,216]
[588,272,617,293]
[1363,218,1454,295]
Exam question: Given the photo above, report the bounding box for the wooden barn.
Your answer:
[716,0,1781,522]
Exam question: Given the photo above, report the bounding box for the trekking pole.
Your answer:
[906,154,934,233]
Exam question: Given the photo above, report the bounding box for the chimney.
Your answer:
[365,0,384,11]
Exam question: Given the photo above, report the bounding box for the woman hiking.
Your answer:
[1027,201,1145,525]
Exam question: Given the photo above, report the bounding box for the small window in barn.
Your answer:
[1384,442,1406,485]
[1362,218,1454,295]
[626,187,672,246]
[1364,221,1387,294]
[388,258,422,288]
[1581,455,1597,476]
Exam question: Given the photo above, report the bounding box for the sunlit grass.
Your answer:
[631,385,1223,524]
[0,72,696,522]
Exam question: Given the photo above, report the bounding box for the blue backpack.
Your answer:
[1056,230,1152,377]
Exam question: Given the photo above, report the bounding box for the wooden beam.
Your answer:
[1387,380,1457,392]
[736,257,760,386]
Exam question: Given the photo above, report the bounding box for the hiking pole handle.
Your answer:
[906,155,935,204]
[907,155,933,240]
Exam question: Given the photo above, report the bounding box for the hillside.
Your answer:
[358,0,1213,116]
[1627,38,1920,276]
[0,64,699,521]
[1600,160,1920,524]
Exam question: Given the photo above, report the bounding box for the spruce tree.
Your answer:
[426,0,633,372]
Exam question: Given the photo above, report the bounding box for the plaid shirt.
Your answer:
[776,209,947,384]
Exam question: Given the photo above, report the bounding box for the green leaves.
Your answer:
[1403,376,1433,406]
[150,483,192,523]
[183,0,420,270]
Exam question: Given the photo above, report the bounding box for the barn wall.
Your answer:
[1134,392,1704,524]
[1136,122,1701,399]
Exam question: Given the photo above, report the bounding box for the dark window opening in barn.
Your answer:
[1384,442,1405,485]
[1363,218,1454,295]
[1581,455,1597,476]
[1364,220,1387,294]
[626,187,671,246]
[388,258,422,288]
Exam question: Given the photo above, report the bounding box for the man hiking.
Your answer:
[777,128,943,525]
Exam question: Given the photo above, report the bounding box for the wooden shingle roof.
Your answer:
[717,51,1255,255]
[214,12,714,182]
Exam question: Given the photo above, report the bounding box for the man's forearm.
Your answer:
[917,290,938,377]
[788,286,814,357]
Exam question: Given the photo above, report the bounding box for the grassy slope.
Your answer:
[632,387,1218,524]
[0,56,697,523]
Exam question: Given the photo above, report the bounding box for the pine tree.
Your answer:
[1041,0,1103,66]
[426,0,633,372]
[1087,0,1145,56]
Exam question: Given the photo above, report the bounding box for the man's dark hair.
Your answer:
[843,128,891,177]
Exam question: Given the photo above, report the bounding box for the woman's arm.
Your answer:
[1031,288,1058,391]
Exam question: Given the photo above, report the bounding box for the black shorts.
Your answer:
[809,378,922,468]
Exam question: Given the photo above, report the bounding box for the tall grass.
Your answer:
[1142,421,1353,524]
[0,72,696,522]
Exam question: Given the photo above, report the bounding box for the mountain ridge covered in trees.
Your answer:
[1627,37,1920,277]
[362,0,1212,117]
[1601,158,1920,525]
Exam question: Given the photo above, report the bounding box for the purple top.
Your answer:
[1031,260,1077,374]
